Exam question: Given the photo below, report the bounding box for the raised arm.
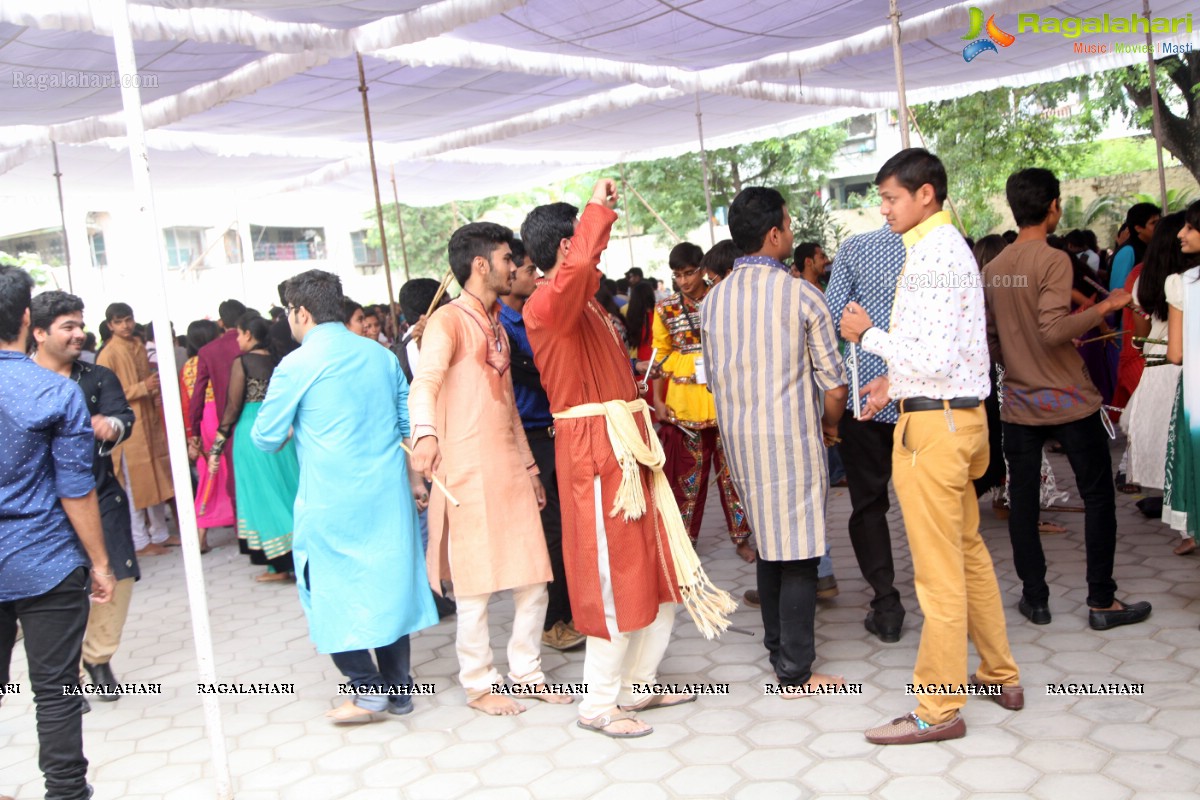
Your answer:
[1038,252,1120,345]
[524,180,618,332]
[94,364,135,456]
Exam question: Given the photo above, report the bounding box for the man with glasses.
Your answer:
[652,242,754,563]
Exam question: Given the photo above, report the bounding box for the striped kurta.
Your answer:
[700,256,846,562]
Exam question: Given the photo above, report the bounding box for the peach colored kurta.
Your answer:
[408,292,552,597]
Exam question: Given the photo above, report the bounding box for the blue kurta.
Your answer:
[251,322,436,653]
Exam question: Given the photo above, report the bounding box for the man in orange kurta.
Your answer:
[96,303,174,556]
[409,222,562,716]
[523,181,686,738]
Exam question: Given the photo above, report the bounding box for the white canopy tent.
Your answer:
[3,0,1197,211]
[3,3,1194,797]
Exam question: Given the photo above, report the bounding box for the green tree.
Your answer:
[913,81,1101,237]
[1089,54,1200,187]
[0,250,49,286]
[612,126,846,243]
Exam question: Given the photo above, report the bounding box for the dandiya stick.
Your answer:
[399,442,461,507]
[198,461,218,514]
[425,268,455,318]
[849,343,862,419]
[1076,330,1125,346]
[640,347,658,392]
[1083,275,1151,320]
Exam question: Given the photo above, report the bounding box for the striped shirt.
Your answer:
[700,256,847,561]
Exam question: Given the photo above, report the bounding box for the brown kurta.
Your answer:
[97,335,174,508]
[524,203,681,639]
[408,293,552,597]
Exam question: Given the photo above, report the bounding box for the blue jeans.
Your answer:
[330,635,414,713]
[817,549,834,579]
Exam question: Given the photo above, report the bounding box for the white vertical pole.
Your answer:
[888,0,912,149]
[108,2,233,797]
[1143,0,1169,211]
[695,93,716,247]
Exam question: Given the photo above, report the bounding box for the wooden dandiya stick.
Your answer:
[1082,275,1151,320]
[1134,336,1168,346]
[1076,330,1124,346]
[399,442,461,507]
[426,268,455,318]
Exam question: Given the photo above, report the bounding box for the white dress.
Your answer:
[1122,275,1183,489]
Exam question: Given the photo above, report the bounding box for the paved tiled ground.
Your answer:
[4,440,1200,799]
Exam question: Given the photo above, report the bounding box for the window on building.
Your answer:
[163,227,206,269]
[250,225,325,261]
[0,228,65,266]
[350,230,383,267]
[89,229,107,267]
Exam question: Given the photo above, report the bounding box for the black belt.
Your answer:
[525,425,555,439]
[899,396,980,413]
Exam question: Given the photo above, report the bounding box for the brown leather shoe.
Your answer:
[742,589,761,608]
[865,712,966,745]
[541,621,586,651]
[1174,537,1196,556]
[969,675,1024,710]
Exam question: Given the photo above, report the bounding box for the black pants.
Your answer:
[757,557,819,685]
[528,432,571,630]
[1003,412,1118,608]
[0,567,92,800]
[330,635,412,713]
[838,415,905,624]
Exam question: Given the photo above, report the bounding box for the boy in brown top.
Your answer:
[983,167,1151,632]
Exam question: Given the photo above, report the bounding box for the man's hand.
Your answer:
[653,400,671,423]
[410,314,429,342]
[590,178,619,210]
[858,375,891,422]
[532,476,547,511]
[90,415,117,442]
[144,372,161,394]
[411,478,430,513]
[187,440,201,461]
[1101,288,1133,314]
[410,436,441,481]
[90,568,115,604]
[821,421,840,447]
[839,301,874,344]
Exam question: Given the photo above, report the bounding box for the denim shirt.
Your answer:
[0,351,94,601]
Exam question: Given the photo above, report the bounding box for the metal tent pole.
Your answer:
[356,52,399,334]
[888,0,912,149]
[109,1,233,797]
[1143,0,1169,210]
[51,143,74,292]
[695,93,716,247]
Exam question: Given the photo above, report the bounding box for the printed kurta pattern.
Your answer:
[408,293,552,598]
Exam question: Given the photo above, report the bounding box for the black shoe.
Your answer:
[433,591,457,619]
[1018,598,1051,625]
[864,613,901,643]
[387,698,414,716]
[1089,599,1152,631]
[83,662,119,702]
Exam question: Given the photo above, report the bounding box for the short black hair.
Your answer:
[700,239,741,278]
[729,187,788,254]
[1126,202,1161,231]
[284,269,343,325]
[361,306,380,321]
[520,202,578,271]
[276,280,290,307]
[1006,168,1060,228]
[793,242,822,266]
[105,302,133,323]
[218,299,247,328]
[875,148,948,203]
[509,237,527,265]
[972,234,1008,271]
[0,264,34,343]
[398,278,442,325]
[31,290,84,333]
[668,242,704,272]
[186,319,220,357]
[626,267,644,279]
[342,298,363,324]
[448,222,513,287]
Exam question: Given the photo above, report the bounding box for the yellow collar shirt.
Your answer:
[860,211,991,401]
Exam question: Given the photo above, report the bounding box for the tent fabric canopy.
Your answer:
[2,0,1197,208]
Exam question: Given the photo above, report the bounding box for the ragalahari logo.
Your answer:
[962,7,1015,61]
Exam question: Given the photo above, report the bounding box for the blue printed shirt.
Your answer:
[499,303,554,430]
[824,225,908,424]
[0,350,94,602]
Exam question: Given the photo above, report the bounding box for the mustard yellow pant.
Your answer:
[892,405,1019,724]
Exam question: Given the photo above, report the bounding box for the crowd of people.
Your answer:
[1,149,1197,797]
